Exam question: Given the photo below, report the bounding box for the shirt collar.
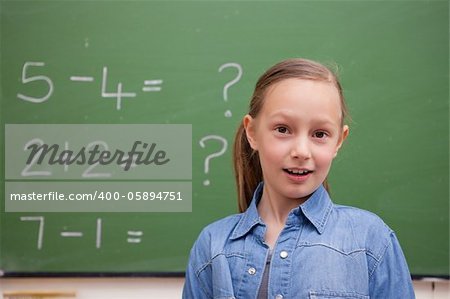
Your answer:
[297,184,333,234]
[230,182,333,240]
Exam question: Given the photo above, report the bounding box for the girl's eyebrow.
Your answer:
[267,110,296,118]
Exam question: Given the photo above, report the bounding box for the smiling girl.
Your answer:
[183,58,415,299]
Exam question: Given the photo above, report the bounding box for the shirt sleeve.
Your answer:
[182,232,212,299]
[182,254,208,299]
[369,231,415,298]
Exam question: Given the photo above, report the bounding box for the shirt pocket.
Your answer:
[309,290,369,299]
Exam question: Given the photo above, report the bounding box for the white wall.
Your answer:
[0,278,449,298]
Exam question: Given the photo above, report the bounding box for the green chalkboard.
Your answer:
[1,0,448,277]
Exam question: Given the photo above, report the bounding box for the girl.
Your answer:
[183,58,415,298]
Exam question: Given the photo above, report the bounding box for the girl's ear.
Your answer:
[243,114,258,150]
[334,125,349,158]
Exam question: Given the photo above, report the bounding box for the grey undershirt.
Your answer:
[257,249,273,299]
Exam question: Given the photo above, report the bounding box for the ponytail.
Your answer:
[233,123,262,212]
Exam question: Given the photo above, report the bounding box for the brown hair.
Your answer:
[233,58,349,212]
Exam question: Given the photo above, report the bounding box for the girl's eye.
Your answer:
[313,131,328,138]
[275,126,289,134]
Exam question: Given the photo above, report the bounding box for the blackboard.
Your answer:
[1,0,448,278]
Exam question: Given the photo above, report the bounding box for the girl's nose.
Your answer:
[290,138,312,160]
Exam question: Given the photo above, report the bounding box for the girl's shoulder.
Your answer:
[192,213,243,249]
[202,213,243,236]
[332,203,392,233]
[187,213,244,268]
[331,204,398,255]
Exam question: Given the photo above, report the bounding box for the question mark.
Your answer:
[218,62,243,118]
[199,135,228,186]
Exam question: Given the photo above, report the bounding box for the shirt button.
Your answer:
[275,295,284,299]
[247,267,256,275]
[279,250,288,259]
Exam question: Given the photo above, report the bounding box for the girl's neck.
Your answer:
[257,185,309,227]
[257,186,310,249]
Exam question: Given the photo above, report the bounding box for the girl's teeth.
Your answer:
[288,169,309,175]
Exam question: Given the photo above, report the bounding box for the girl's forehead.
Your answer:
[262,78,342,112]
[265,78,338,97]
[253,78,343,128]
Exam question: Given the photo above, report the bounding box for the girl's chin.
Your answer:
[282,186,319,202]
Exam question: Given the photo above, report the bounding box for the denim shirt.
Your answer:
[183,183,415,299]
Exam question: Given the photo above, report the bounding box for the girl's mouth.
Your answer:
[283,168,313,176]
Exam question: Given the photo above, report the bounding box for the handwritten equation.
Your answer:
[17,62,163,110]
[15,61,245,187]
[20,216,143,250]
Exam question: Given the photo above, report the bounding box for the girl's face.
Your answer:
[244,78,349,203]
